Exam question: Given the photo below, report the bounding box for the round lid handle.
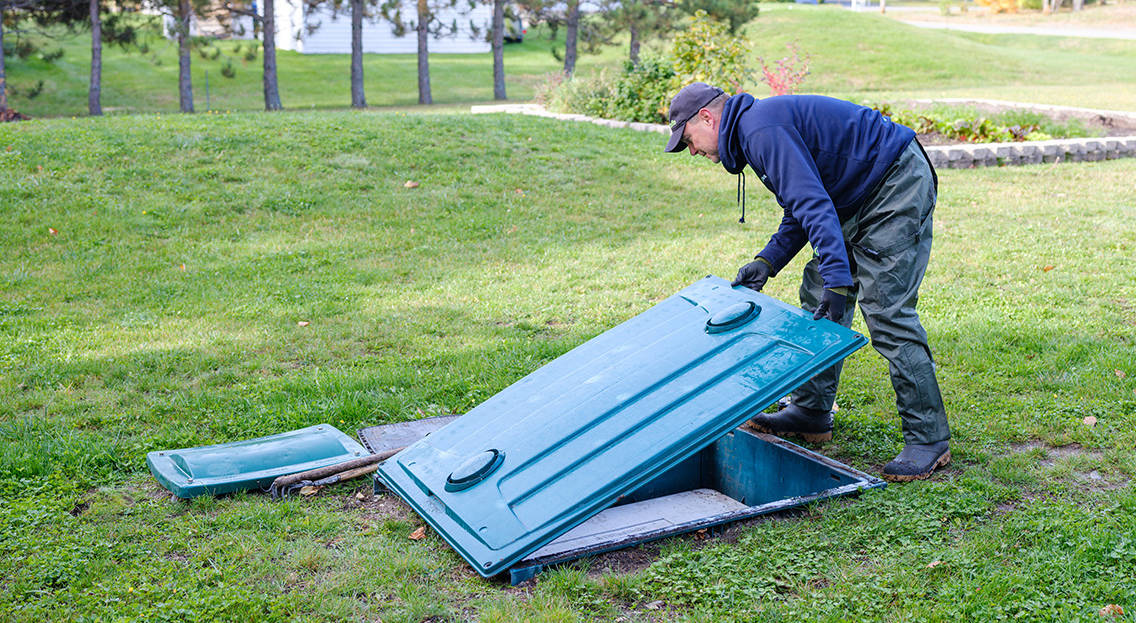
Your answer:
[445,449,505,492]
[705,301,760,334]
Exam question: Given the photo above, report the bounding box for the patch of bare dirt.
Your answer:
[1010,440,1129,492]
[1011,440,1103,466]
[349,486,416,522]
[584,543,664,577]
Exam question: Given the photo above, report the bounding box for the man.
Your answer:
[665,82,950,482]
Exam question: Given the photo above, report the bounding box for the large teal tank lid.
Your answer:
[147,424,368,498]
[377,276,868,577]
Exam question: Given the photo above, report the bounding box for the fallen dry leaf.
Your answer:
[355,491,367,501]
[1100,604,1124,617]
[299,485,320,496]
[1116,369,1127,379]
[1041,265,1056,272]
[409,526,427,540]
[404,180,420,189]
[297,320,310,327]
[645,601,663,610]
[48,227,58,235]
[926,560,944,569]
[1084,416,1098,427]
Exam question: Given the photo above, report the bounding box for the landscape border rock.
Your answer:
[470,102,1136,170]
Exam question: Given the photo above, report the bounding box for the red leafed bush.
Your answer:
[758,42,810,97]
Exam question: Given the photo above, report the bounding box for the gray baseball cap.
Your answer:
[664,83,726,153]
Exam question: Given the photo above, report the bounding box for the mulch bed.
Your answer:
[912,101,1136,146]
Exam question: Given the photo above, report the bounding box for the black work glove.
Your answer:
[732,258,772,292]
[813,289,847,322]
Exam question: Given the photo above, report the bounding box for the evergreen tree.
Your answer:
[595,0,676,66]
[0,0,97,116]
[380,0,478,104]
[677,0,757,35]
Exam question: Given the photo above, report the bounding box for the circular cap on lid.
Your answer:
[445,449,505,492]
[705,301,760,334]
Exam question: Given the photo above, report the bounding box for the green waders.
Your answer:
[791,140,950,445]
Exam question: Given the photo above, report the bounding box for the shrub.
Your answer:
[758,42,810,96]
[975,0,1018,12]
[671,10,753,93]
[541,57,677,124]
[540,71,614,119]
[607,57,677,123]
[542,12,756,123]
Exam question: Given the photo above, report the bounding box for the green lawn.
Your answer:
[746,6,1136,110]
[6,5,1136,118]
[1,111,1134,621]
[5,20,626,117]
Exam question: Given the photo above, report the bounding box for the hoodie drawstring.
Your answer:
[737,172,746,224]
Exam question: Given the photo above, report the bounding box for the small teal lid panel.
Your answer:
[147,424,368,498]
[378,276,868,576]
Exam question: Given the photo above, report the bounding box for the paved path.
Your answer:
[897,19,1136,40]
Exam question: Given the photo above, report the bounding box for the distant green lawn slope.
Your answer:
[6,6,1136,117]
[750,6,1134,97]
[1,111,1134,621]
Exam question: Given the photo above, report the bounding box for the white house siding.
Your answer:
[273,0,491,54]
[274,0,305,51]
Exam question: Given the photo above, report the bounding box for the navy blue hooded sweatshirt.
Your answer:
[718,94,915,290]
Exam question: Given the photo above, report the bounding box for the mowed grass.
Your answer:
[1,111,1135,621]
[747,5,1136,110]
[7,5,1136,117]
[5,21,625,117]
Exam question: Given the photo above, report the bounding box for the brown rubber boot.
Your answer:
[881,441,951,482]
[745,403,834,443]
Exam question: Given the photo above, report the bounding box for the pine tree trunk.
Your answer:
[416,0,431,104]
[491,0,505,100]
[350,0,366,107]
[629,20,640,66]
[563,0,578,77]
[262,0,283,110]
[0,14,8,113]
[177,0,194,113]
[89,0,103,116]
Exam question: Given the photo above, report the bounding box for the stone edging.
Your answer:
[470,103,1136,170]
[923,137,1136,169]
